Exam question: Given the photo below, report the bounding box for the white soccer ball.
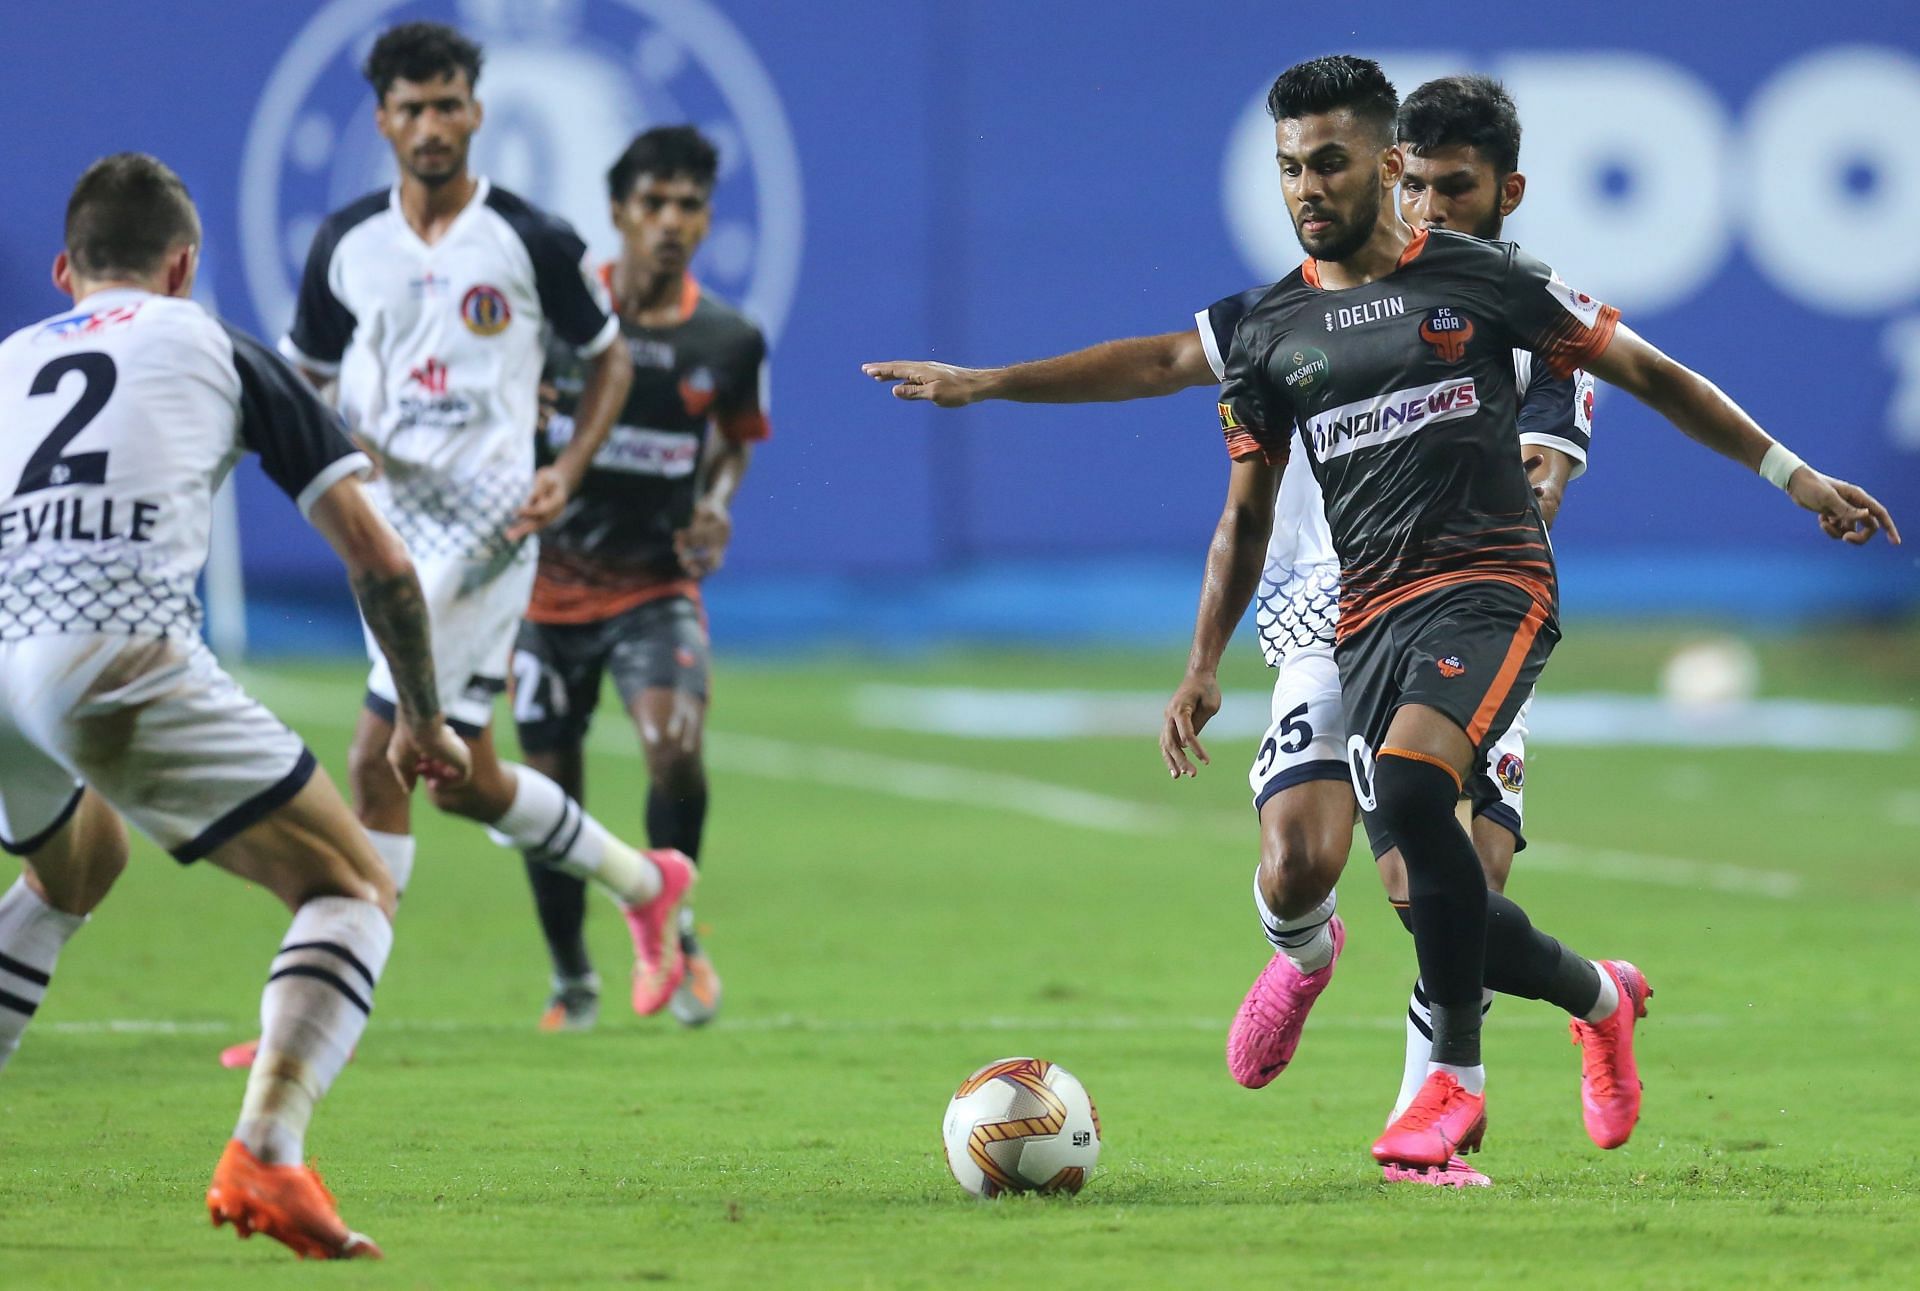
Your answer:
[941,1057,1101,1197]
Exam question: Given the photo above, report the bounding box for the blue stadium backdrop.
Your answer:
[2,1,1915,649]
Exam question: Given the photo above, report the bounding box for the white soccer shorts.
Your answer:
[1247,644,1352,811]
[362,546,536,734]
[0,634,314,862]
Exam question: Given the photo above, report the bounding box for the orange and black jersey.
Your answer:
[1216,228,1619,640]
[530,270,770,625]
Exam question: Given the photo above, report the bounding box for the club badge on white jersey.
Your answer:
[280,178,617,561]
[0,290,368,644]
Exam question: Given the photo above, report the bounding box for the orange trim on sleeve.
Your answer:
[1465,599,1551,745]
[1378,746,1464,793]
[717,409,770,444]
[1539,304,1621,379]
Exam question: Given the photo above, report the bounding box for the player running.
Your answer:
[1215,56,1894,1171]
[514,126,770,1031]
[255,22,697,1060]
[0,153,470,1259]
[867,75,1606,1185]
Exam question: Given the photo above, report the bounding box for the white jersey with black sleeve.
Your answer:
[280,177,618,563]
[1196,286,1594,666]
[0,289,370,644]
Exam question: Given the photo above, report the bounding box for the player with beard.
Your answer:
[514,127,770,1030]
[867,75,1599,1184]
[1216,55,1894,1170]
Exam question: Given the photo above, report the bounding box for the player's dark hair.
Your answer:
[607,126,720,202]
[1265,56,1399,148]
[64,153,200,279]
[1396,74,1522,176]
[363,22,484,101]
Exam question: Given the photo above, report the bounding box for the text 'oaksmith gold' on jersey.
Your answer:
[1216,228,1619,642]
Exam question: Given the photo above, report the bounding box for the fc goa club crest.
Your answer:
[240,0,803,347]
[1419,307,1474,363]
[461,285,512,336]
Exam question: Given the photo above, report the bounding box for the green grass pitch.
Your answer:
[2,627,1916,1288]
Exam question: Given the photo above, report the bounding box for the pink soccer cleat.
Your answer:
[1569,959,1652,1149]
[218,1039,260,1070]
[1381,1155,1492,1188]
[1225,916,1345,1088]
[1372,1071,1487,1169]
[623,849,697,1016]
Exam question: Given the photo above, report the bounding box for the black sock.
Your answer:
[646,784,708,863]
[1389,873,1602,1018]
[1483,893,1602,1016]
[1373,753,1487,1068]
[523,858,592,983]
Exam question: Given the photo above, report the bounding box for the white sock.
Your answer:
[490,765,661,905]
[0,879,86,1072]
[1394,980,1494,1120]
[235,896,392,1165]
[1583,961,1621,1022]
[366,829,415,897]
[1428,1061,1487,1096]
[1254,875,1336,975]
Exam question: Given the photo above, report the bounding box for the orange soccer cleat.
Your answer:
[1371,1070,1487,1169]
[206,1139,381,1261]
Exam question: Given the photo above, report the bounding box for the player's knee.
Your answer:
[645,744,705,797]
[1258,828,1343,915]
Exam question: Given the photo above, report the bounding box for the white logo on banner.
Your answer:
[240,0,804,344]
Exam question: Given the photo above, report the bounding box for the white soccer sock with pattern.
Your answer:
[491,765,661,905]
[366,829,415,897]
[0,879,86,1073]
[1254,875,1337,975]
[235,896,392,1165]
[1393,979,1495,1120]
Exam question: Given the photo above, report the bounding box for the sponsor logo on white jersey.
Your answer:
[1305,378,1479,461]
[241,0,803,344]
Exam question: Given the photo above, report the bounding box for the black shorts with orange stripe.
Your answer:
[1336,577,1558,779]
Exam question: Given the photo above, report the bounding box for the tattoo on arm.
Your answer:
[352,567,441,720]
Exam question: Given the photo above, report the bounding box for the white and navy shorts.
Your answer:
[1249,644,1528,851]
[0,634,314,863]
[1247,644,1353,810]
[363,545,537,735]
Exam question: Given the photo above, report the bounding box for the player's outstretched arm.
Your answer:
[862,330,1213,407]
[307,476,472,788]
[510,339,634,541]
[1162,457,1281,779]
[1586,325,1901,546]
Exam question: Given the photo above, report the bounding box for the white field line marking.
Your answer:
[235,672,1802,898]
[44,1011,1735,1038]
[854,684,1918,753]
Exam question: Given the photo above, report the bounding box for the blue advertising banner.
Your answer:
[2,2,1913,644]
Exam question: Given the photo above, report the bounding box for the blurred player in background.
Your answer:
[1214,56,1894,1172]
[513,126,769,1030]
[0,154,469,1258]
[864,73,1606,1187]
[261,21,699,1058]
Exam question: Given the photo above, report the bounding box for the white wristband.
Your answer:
[1758,442,1805,491]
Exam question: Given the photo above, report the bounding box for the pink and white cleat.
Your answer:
[1372,1071,1487,1169]
[1381,1155,1492,1188]
[1570,959,1652,1149]
[1225,916,1345,1088]
[623,849,697,1016]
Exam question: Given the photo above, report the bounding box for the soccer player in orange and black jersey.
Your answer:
[513,127,769,1031]
[1217,56,1896,1171]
